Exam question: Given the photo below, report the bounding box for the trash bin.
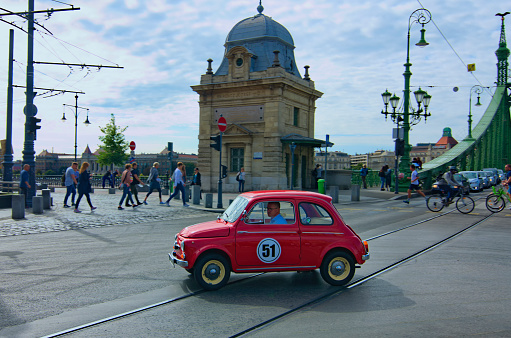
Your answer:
[318,179,325,194]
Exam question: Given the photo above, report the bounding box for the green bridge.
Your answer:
[414,16,511,189]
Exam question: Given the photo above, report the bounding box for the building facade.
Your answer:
[193,5,324,192]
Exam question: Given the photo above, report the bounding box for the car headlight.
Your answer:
[180,240,185,252]
[432,184,438,188]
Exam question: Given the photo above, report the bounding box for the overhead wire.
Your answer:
[416,0,493,96]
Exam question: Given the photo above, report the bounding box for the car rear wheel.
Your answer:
[320,251,355,286]
[193,253,231,290]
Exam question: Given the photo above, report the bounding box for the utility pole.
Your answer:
[3,29,14,183]
[22,0,36,207]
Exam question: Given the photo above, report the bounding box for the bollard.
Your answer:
[12,194,25,219]
[42,189,51,209]
[32,196,44,214]
[351,184,360,202]
[205,193,213,208]
[192,185,201,205]
[185,186,190,201]
[108,188,116,194]
[318,179,325,194]
[329,186,339,203]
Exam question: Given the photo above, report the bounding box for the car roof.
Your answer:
[239,190,333,203]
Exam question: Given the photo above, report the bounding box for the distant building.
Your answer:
[35,146,197,176]
[410,127,458,163]
[350,150,394,170]
[315,151,351,170]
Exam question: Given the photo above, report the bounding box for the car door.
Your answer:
[235,201,300,267]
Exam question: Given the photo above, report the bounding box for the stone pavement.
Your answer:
[0,186,399,237]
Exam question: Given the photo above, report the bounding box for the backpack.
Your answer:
[236,172,240,182]
[61,173,65,183]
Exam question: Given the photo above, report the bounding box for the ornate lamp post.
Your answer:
[62,94,91,161]
[466,85,484,140]
[381,8,433,189]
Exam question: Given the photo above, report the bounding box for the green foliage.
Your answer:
[352,163,365,170]
[96,114,129,166]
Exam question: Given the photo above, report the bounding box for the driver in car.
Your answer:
[267,202,286,224]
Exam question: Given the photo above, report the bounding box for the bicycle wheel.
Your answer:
[427,196,444,212]
[485,194,505,213]
[456,196,475,214]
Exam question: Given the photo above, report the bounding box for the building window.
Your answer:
[293,107,299,126]
[230,148,244,172]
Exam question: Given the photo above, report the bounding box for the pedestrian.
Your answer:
[128,162,144,206]
[166,162,189,207]
[143,162,164,205]
[63,162,78,208]
[416,157,423,169]
[74,162,96,213]
[237,167,246,193]
[111,169,119,188]
[191,167,202,199]
[118,163,137,210]
[385,165,392,191]
[102,170,112,188]
[19,164,31,207]
[503,164,511,208]
[360,164,368,189]
[403,164,426,204]
[378,166,386,191]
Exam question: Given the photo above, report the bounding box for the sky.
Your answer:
[0,0,508,160]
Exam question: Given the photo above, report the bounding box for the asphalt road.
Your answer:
[1,191,510,337]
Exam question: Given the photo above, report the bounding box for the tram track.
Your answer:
[41,198,490,337]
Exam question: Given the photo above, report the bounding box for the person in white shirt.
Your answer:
[165,162,189,207]
[403,164,426,204]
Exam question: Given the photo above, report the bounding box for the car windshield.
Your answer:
[220,196,249,223]
[462,172,477,179]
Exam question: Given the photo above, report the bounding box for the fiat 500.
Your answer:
[169,190,369,290]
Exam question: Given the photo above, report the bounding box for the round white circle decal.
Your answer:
[257,238,281,263]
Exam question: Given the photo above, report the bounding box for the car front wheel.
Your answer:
[193,253,231,290]
[320,251,355,286]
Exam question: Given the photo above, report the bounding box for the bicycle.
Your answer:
[426,186,475,214]
[485,185,511,213]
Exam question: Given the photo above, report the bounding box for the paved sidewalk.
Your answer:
[0,187,401,237]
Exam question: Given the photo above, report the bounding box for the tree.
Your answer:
[96,114,129,166]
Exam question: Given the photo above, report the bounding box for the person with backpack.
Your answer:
[143,162,164,205]
[378,166,386,191]
[236,167,246,193]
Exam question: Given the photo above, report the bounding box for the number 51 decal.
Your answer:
[257,238,281,263]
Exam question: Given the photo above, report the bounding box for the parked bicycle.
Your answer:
[426,186,475,213]
[485,185,511,213]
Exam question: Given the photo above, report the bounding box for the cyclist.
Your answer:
[504,164,511,209]
[437,166,461,204]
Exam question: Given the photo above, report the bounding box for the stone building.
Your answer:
[193,4,325,192]
[314,151,351,170]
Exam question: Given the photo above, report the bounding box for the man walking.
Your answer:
[19,164,31,207]
[127,162,144,206]
[360,164,368,189]
[63,162,79,208]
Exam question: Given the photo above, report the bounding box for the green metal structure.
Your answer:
[419,15,511,188]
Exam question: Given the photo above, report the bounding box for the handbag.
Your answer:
[236,173,240,182]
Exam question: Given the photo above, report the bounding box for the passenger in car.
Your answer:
[267,202,287,224]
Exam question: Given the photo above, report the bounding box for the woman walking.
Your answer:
[118,164,137,210]
[143,162,164,205]
[74,162,96,213]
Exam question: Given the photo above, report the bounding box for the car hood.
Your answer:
[180,220,230,238]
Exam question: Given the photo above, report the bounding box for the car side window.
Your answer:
[299,202,333,225]
[245,201,295,225]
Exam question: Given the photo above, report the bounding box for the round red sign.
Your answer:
[129,141,136,151]
[218,116,227,132]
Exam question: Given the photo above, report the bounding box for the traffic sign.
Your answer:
[218,116,227,132]
[129,141,136,151]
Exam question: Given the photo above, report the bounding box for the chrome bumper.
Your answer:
[168,252,188,268]
[362,253,370,261]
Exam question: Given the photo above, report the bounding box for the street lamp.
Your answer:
[62,94,90,161]
[382,8,433,187]
[467,85,484,140]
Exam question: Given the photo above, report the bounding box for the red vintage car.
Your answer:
[169,190,369,290]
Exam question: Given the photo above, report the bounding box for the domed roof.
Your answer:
[215,4,300,78]
[226,13,294,47]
